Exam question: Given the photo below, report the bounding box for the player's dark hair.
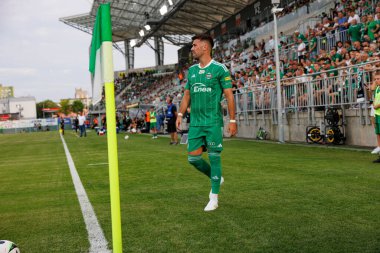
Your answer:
[192,34,214,49]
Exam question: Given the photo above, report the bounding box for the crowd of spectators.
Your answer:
[116,72,184,107]
[210,0,380,111]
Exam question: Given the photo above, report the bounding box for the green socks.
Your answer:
[188,152,222,194]
[188,155,211,177]
[208,152,222,194]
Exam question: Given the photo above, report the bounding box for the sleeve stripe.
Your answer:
[213,61,229,72]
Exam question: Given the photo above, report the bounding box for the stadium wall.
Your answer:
[227,109,376,147]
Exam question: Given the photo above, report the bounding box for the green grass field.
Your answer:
[1,130,380,253]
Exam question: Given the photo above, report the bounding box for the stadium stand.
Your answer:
[115,0,380,115]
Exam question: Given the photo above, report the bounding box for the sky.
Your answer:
[0,0,179,102]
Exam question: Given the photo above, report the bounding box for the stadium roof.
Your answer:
[60,0,253,47]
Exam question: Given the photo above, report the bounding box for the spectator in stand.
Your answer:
[308,31,318,60]
[344,40,353,51]
[348,8,361,24]
[280,31,288,44]
[366,14,379,42]
[336,41,344,54]
[330,47,343,65]
[348,19,363,43]
[297,38,307,63]
[361,14,368,27]
[294,30,308,46]
[337,11,348,32]
[353,40,362,51]
[375,8,380,21]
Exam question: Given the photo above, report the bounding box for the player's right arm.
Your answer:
[176,89,190,130]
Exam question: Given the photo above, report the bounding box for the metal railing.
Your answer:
[233,62,379,126]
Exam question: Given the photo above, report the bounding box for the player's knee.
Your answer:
[188,154,202,166]
[188,146,203,156]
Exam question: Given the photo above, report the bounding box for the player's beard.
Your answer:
[192,51,200,60]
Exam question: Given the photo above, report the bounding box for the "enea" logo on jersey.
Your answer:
[193,83,211,93]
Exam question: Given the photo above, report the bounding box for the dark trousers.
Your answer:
[80,125,86,137]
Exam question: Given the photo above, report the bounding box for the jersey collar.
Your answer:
[198,59,214,69]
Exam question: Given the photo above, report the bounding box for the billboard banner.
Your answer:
[0,118,58,130]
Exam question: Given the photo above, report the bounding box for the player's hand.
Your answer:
[176,117,181,131]
[228,122,237,137]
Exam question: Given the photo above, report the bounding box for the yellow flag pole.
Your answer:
[104,80,123,253]
[99,4,123,252]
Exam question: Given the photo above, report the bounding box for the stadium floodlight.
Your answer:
[272,0,284,143]
[144,24,151,31]
[160,5,168,16]
[139,29,145,37]
[168,0,173,6]
[130,39,136,47]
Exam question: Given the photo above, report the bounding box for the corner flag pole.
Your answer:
[90,3,123,252]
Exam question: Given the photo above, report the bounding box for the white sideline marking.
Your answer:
[60,134,111,253]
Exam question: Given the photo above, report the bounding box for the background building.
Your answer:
[74,88,91,108]
[0,97,37,120]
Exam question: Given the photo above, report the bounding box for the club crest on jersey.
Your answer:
[206,73,212,79]
[199,69,205,74]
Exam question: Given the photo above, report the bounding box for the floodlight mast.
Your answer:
[272,0,284,143]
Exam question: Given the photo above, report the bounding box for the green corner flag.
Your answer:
[89,3,123,253]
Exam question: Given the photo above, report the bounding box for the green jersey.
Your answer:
[309,37,317,52]
[185,60,232,127]
[348,24,362,42]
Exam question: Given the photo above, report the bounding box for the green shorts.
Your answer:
[187,126,224,152]
[150,122,157,129]
[375,115,380,134]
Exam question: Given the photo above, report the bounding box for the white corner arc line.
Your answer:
[60,134,111,253]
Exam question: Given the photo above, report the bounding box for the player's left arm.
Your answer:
[224,88,237,136]
[220,66,237,136]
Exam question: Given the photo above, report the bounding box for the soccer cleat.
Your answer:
[204,194,218,211]
[373,157,380,163]
[371,147,380,154]
[209,176,224,199]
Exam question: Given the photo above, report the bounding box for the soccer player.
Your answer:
[176,34,237,211]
